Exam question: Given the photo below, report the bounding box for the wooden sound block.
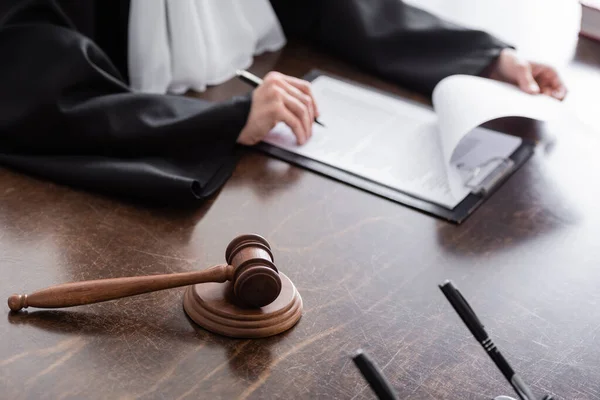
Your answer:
[183,272,302,339]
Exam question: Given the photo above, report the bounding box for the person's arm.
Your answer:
[0,0,249,205]
[0,1,317,204]
[0,1,249,158]
[271,0,567,100]
[271,0,509,96]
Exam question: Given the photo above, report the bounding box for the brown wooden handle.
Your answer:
[7,264,233,311]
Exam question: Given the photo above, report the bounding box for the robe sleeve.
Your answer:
[0,0,251,205]
[270,0,511,96]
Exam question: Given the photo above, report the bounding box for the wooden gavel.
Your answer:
[8,234,281,312]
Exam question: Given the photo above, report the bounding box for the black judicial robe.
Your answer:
[0,0,509,205]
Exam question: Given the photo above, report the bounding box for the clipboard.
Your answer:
[254,70,535,224]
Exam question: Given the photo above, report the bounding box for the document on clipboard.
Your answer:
[258,71,562,221]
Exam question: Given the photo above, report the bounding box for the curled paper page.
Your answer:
[433,75,563,200]
[433,75,563,166]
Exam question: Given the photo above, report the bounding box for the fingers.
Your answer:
[278,103,308,145]
[535,70,554,97]
[515,63,541,95]
[531,63,567,100]
[279,81,314,140]
[264,71,319,122]
[548,71,567,101]
[275,86,312,144]
[280,75,320,118]
[281,80,315,123]
[552,84,567,101]
[262,72,314,144]
[496,51,567,99]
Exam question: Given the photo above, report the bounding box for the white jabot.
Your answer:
[128,0,286,94]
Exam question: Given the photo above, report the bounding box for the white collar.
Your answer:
[128,0,286,94]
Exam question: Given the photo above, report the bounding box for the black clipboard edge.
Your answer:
[253,70,535,224]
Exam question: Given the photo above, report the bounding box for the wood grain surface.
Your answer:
[2,2,600,399]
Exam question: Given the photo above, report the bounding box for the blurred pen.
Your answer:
[352,349,399,400]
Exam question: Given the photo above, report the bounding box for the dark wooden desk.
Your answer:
[2,3,600,399]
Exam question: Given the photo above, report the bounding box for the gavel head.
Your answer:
[225,234,282,308]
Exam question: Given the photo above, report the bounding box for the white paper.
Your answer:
[433,74,561,166]
[263,75,562,209]
[264,77,461,208]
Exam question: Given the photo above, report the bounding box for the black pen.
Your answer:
[352,349,399,400]
[235,70,326,127]
[439,280,537,400]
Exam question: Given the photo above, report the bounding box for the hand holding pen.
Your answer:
[235,70,324,147]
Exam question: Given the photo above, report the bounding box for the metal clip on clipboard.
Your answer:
[458,157,515,197]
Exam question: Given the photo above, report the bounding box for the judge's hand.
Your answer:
[237,72,319,146]
[488,48,567,101]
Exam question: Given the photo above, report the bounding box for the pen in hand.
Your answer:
[235,70,326,128]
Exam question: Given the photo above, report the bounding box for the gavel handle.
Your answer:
[8,264,233,312]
